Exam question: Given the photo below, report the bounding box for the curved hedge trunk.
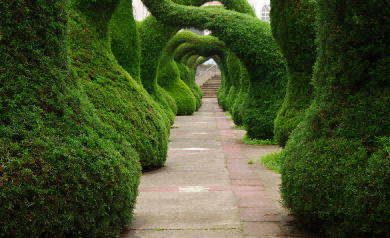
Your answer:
[69,0,169,169]
[271,0,317,148]
[0,0,141,237]
[279,0,390,237]
[226,52,241,112]
[231,62,250,126]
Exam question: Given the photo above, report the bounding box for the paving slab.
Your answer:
[130,191,240,229]
[120,229,245,238]
[139,169,231,187]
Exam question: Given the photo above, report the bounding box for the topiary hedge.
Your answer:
[140,0,289,140]
[217,49,233,111]
[138,16,179,123]
[0,0,141,237]
[157,38,197,115]
[279,0,390,237]
[172,32,228,109]
[110,0,142,84]
[138,0,215,118]
[175,53,202,110]
[181,51,203,105]
[69,0,169,169]
[271,0,317,148]
[225,51,241,112]
[230,62,250,126]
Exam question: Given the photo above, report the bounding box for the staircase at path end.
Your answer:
[200,75,221,98]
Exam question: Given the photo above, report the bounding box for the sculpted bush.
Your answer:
[279,0,390,236]
[0,0,141,237]
[271,0,317,148]
[70,0,169,169]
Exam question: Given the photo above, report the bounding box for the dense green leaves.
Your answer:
[279,0,390,236]
[141,0,288,140]
[0,0,141,237]
[271,0,317,148]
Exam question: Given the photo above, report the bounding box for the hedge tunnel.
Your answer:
[170,32,228,110]
[140,0,289,140]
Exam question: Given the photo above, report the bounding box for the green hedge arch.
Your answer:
[0,0,141,237]
[175,52,202,110]
[157,37,197,115]
[137,0,213,118]
[270,0,317,148]
[140,0,289,140]
[279,0,390,237]
[176,50,203,110]
[139,0,256,116]
[172,33,227,109]
[180,51,203,101]
[69,0,169,169]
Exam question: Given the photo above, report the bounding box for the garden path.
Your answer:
[119,98,319,238]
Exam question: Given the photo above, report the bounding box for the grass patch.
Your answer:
[234,125,246,130]
[242,134,277,145]
[225,111,232,116]
[258,150,284,174]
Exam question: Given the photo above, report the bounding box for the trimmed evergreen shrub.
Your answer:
[175,57,202,110]
[180,51,203,103]
[157,38,197,115]
[138,0,215,117]
[278,0,390,237]
[138,16,179,123]
[217,49,233,111]
[225,52,241,112]
[231,63,250,126]
[69,0,169,169]
[0,0,141,237]
[271,0,317,148]
[140,0,289,140]
[110,0,142,84]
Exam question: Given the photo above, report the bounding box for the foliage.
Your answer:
[0,0,141,237]
[140,0,289,140]
[225,52,241,112]
[70,0,169,169]
[259,150,284,174]
[137,16,179,123]
[171,31,227,109]
[231,62,250,126]
[279,0,390,237]
[157,35,197,115]
[242,135,277,145]
[271,0,317,148]
[137,0,216,118]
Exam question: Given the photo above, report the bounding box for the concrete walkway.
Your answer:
[120,98,319,238]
